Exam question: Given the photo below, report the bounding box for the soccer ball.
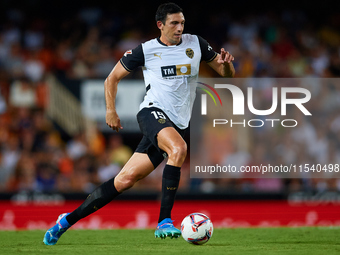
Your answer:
[181,213,213,245]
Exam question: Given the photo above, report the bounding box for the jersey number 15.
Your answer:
[151,111,166,120]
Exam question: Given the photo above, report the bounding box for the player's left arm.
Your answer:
[207,48,235,77]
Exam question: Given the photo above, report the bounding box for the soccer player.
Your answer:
[43,2,234,245]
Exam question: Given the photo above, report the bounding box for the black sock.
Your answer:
[158,164,181,223]
[66,177,120,225]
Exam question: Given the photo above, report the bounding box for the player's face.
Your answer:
[159,12,185,45]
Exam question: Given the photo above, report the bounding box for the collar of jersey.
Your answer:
[157,37,182,47]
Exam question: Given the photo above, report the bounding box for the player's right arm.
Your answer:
[104,61,130,132]
[105,44,145,132]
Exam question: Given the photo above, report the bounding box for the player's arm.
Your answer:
[105,44,144,132]
[104,61,130,132]
[208,48,235,77]
[197,36,235,78]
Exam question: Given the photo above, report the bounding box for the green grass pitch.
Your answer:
[1,228,340,255]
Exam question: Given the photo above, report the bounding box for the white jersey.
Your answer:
[120,34,217,129]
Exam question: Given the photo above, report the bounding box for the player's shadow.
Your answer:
[204,244,232,247]
[263,241,338,245]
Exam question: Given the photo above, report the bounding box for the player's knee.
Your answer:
[116,172,141,191]
[168,142,187,165]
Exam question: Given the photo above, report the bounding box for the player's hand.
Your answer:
[217,48,234,65]
[106,110,123,132]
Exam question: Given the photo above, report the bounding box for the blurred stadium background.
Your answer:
[0,0,340,230]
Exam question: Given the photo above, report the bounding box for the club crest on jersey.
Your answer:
[124,50,132,57]
[186,48,194,59]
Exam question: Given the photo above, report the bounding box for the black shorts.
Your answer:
[135,107,187,168]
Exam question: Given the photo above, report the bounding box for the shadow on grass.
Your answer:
[262,241,340,245]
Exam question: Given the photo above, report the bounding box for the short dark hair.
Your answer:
[155,3,183,24]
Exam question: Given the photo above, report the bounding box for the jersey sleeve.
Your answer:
[120,44,144,72]
[197,35,218,63]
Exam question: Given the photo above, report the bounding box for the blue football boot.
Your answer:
[43,213,71,245]
[155,218,181,239]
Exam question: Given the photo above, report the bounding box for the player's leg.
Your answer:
[135,107,187,238]
[155,126,187,239]
[157,126,186,220]
[66,152,154,224]
[43,152,154,245]
[114,152,155,192]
